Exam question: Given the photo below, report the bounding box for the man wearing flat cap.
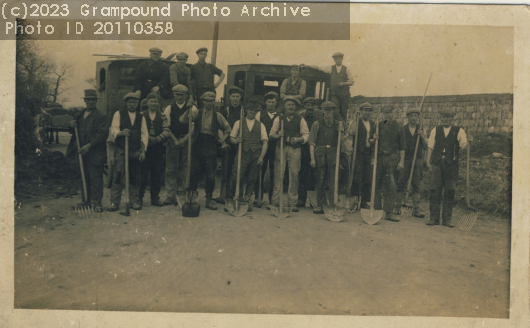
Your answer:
[280,65,306,102]
[107,92,149,211]
[190,47,225,109]
[395,107,428,218]
[227,98,268,212]
[373,104,406,222]
[347,102,376,209]
[162,84,197,205]
[67,89,108,212]
[308,101,344,214]
[169,52,193,105]
[426,108,467,227]
[217,86,245,204]
[180,91,231,210]
[255,91,280,205]
[134,47,172,103]
[269,96,310,212]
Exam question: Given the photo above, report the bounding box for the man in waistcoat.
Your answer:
[169,52,193,106]
[163,84,197,205]
[347,103,376,209]
[280,65,306,101]
[297,97,321,208]
[255,91,280,205]
[67,89,108,212]
[269,97,310,212]
[395,107,428,217]
[226,98,268,212]
[139,92,170,207]
[373,104,406,222]
[179,92,231,210]
[108,93,149,211]
[308,101,344,214]
[133,47,172,102]
[329,52,354,121]
[426,108,467,227]
[190,47,225,109]
[216,86,245,204]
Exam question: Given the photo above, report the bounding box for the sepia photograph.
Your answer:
[2,1,529,327]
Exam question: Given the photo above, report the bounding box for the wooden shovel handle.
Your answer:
[334,122,342,205]
[74,126,88,203]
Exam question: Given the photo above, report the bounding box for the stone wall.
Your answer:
[348,93,513,134]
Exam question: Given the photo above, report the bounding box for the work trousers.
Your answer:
[139,144,164,201]
[222,144,238,193]
[374,152,399,213]
[110,147,141,206]
[331,94,351,121]
[229,149,261,200]
[78,156,104,204]
[190,133,218,198]
[351,151,372,204]
[397,157,423,194]
[254,141,276,203]
[272,145,301,207]
[314,146,337,207]
[165,139,189,199]
[429,160,459,223]
[298,146,316,205]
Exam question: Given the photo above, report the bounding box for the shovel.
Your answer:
[271,120,290,219]
[400,121,423,218]
[73,126,94,217]
[119,136,130,217]
[325,121,347,222]
[361,113,384,225]
[226,106,248,216]
[182,107,200,217]
[345,111,360,213]
[174,149,187,209]
[254,164,266,208]
[456,133,478,231]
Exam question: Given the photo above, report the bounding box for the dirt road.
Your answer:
[14,188,510,317]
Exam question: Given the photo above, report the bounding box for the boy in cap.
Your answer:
[373,104,406,222]
[426,108,467,227]
[255,91,280,205]
[169,52,193,105]
[227,98,268,212]
[190,47,225,109]
[395,107,428,217]
[163,84,197,205]
[347,103,375,209]
[308,101,344,214]
[280,65,306,101]
[216,86,245,204]
[139,92,170,206]
[67,89,108,212]
[134,47,171,102]
[269,96,310,212]
[180,91,231,210]
[108,92,149,211]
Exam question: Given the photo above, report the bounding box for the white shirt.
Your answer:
[230,118,268,141]
[255,111,276,122]
[428,126,468,151]
[109,111,149,150]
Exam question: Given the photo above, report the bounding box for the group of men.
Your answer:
[67,48,467,227]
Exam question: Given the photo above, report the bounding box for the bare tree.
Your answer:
[85,77,97,89]
[49,62,72,104]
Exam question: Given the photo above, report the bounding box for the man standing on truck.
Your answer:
[280,65,306,102]
[67,89,108,212]
[169,52,193,106]
[269,97,310,212]
[133,47,172,104]
[190,47,225,109]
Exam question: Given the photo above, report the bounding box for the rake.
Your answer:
[74,126,94,217]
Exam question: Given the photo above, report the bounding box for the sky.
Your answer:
[37,24,513,108]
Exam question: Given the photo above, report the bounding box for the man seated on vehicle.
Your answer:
[133,47,172,104]
[280,65,306,102]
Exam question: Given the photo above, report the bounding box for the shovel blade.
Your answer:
[456,209,478,231]
[271,206,290,219]
[182,203,200,217]
[226,200,248,217]
[324,205,346,222]
[361,208,384,225]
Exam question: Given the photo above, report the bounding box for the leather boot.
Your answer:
[205,194,217,210]
[413,193,425,218]
[427,189,440,225]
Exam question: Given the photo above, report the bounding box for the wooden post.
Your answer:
[211,21,220,66]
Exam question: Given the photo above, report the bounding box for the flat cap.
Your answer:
[176,52,189,59]
[283,96,302,107]
[123,92,140,101]
[332,52,344,58]
[149,47,163,53]
[196,47,208,54]
[245,97,262,111]
[321,101,337,111]
[228,86,244,95]
[172,84,188,93]
[359,102,373,111]
[439,107,455,116]
[406,107,421,115]
[200,91,216,101]
[303,97,318,104]
[146,92,158,101]
[381,104,396,113]
[263,91,279,101]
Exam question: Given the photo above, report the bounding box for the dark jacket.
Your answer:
[67,108,108,165]
[134,59,171,100]
[356,118,375,153]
